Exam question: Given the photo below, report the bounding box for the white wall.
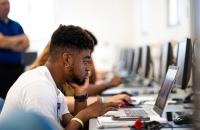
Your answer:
[130,0,191,79]
[54,0,133,71]
[9,0,133,71]
[131,0,191,45]
[8,0,191,72]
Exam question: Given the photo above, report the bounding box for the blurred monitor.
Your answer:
[132,47,142,74]
[175,38,192,89]
[192,39,200,92]
[125,48,134,74]
[159,42,174,83]
[119,49,126,63]
[122,49,130,70]
[139,45,151,78]
[21,52,37,66]
[118,48,128,71]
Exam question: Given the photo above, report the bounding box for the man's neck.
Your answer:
[0,17,9,23]
[45,60,65,88]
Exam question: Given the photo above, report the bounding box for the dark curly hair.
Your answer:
[84,30,97,46]
[49,25,94,56]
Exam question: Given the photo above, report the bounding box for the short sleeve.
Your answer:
[14,21,24,35]
[17,24,24,34]
[22,81,58,122]
[58,91,70,115]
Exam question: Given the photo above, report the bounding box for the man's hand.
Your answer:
[105,94,131,104]
[108,75,122,88]
[66,101,118,130]
[83,101,118,118]
[0,33,5,47]
[0,34,29,52]
[70,77,89,96]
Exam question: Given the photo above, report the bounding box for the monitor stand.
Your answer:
[183,92,194,103]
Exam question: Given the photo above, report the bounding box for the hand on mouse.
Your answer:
[105,94,131,104]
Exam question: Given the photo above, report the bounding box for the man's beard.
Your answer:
[72,76,86,86]
[69,67,86,85]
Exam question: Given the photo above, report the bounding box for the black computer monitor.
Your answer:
[132,47,142,74]
[175,38,192,89]
[139,45,151,78]
[123,49,133,72]
[192,39,200,92]
[119,49,125,62]
[159,42,174,82]
[125,48,134,74]
[21,52,37,66]
[118,48,128,71]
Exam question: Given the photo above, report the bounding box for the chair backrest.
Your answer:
[0,110,62,130]
[0,97,4,113]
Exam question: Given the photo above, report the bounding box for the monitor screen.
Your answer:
[154,66,178,116]
[192,40,200,92]
[125,49,134,74]
[118,48,128,71]
[139,45,151,78]
[132,47,142,74]
[175,38,192,89]
[159,42,174,83]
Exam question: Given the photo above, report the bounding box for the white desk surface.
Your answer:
[89,118,193,130]
[89,101,193,130]
[92,81,193,130]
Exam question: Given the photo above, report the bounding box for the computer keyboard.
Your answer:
[124,109,148,117]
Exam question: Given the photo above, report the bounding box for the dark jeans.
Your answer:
[0,64,24,99]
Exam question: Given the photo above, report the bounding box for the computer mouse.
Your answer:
[118,102,134,108]
[118,100,141,108]
[173,114,192,125]
[147,82,153,87]
[120,91,132,96]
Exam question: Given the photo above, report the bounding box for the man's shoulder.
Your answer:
[18,68,55,94]
[24,66,55,87]
[23,66,49,81]
[8,19,22,27]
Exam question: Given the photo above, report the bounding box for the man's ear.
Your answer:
[62,52,73,67]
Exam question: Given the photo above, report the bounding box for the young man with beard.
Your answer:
[1,25,117,130]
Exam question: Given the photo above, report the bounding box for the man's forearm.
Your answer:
[64,109,90,130]
[0,35,29,51]
[74,100,87,115]
[87,82,111,96]
[65,97,87,115]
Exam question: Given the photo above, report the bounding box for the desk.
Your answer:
[102,83,160,96]
[89,104,193,130]
[95,78,193,130]
[89,119,192,130]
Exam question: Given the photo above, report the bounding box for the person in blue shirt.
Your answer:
[0,0,29,51]
[0,0,29,98]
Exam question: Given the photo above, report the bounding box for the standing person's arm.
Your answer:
[0,33,29,52]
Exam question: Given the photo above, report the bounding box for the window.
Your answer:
[167,0,180,26]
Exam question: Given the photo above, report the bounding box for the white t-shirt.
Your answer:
[1,66,69,123]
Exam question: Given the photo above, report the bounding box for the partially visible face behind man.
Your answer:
[0,0,10,20]
[69,49,91,85]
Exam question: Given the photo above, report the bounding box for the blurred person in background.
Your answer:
[0,0,29,99]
